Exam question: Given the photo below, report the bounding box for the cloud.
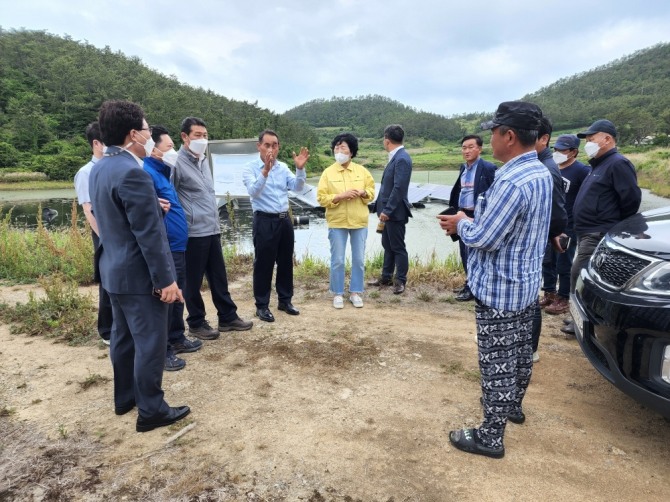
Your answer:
[2,0,669,116]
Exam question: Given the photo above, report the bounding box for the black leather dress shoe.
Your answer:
[393,282,405,295]
[367,277,393,287]
[278,302,300,315]
[115,402,136,416]
[256,307,275,322]
[136,405,190,432]
[456,286,475,301]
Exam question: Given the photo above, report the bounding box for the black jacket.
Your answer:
[573,148,641,236]
[538,148,568,239]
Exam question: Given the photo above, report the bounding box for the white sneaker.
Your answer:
[349,293,364,308]
[532,351,540,363]
[333,295,344,309]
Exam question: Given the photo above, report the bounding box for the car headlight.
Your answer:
[628,262,670,296]
[662,346,670,384]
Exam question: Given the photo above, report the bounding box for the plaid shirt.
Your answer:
[457,151,552,311]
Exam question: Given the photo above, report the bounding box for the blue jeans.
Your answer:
[328,227,368,295]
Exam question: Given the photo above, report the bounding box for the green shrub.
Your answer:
[0,274,97,345]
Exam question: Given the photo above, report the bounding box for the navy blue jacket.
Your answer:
[538,148,568,239]
[376,147,413,222]
[90,147,175,294]
[448,157,497,210]
[573,148,641,236]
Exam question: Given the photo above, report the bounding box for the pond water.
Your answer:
[2,170,669,263]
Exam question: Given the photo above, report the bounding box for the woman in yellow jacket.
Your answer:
[317,133,375,309]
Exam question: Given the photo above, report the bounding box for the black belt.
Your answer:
[254,210,288,219]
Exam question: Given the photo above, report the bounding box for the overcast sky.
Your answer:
[3,1,669,116]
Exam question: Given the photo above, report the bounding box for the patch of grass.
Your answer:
[462,369,481,382]
[0,179,73,190]
[441,361,464,374]
[417,290,433,302]
[368,290,380,299]
[0,203,93,283]
[79,372,110,391]
[57,423,69,439]
[222,244,254,280]
[0,275,97,345]
[1,406,16,417]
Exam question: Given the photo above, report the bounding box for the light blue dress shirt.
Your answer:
[243,155,306,213]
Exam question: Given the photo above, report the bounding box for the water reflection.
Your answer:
[1,196,459,260]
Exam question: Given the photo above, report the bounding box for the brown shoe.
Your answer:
[539,291,557,308]
[545,296,569,315]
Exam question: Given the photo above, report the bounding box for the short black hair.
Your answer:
[498,125,538,147]
[384,124,404,144]
[150,125,170,146]
[538,115,553,142]
[180,117,207,135]
[257,129,279,143]
[98,100,145,146]
[331,133,359,158]
[85,121,102,147]
[460,135,483,147]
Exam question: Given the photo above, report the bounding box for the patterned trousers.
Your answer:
[475,300,535,448]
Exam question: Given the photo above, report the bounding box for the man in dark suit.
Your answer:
[368,124,413,294]
[448,135,497,301]
[90,100,190,433]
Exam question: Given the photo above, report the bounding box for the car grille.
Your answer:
[591,243,651,288]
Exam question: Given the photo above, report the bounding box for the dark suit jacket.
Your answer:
[376,147,413,222]
[448,158,497,209]
[90,147,175,295]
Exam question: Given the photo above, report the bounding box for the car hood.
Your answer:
[608,206,670,260]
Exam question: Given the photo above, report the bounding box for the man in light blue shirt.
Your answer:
[243,129,310,322]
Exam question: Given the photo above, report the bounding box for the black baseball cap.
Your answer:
[577,119,617,139]
[481,101,542,131]
[552,134,580,150]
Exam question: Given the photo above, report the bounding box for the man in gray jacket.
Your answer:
[173,117,252,339]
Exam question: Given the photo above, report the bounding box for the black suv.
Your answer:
[571,206,670,418]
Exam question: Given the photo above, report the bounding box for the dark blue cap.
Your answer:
[577,119,617,139]
[481,101,542,131]
[553,134,580,150]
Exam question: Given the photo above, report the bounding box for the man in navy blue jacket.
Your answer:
[565,119,641,334]
[369,124,413,294]
[90,100,189,432]
[448,135,496,301]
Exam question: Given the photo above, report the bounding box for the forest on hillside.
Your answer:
[0,29,319,179]
[523,43,670,145]
[283,95,465,142]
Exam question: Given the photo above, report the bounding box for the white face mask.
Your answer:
[334,152,350,165]
[161,149,179,166]
[188,138,208,156]
[584,141,601,159]
[125,132,155,158]
[552,151,569,165]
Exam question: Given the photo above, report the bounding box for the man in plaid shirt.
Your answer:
[438,101,552,459]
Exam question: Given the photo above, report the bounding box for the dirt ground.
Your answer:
[1,277,669,502]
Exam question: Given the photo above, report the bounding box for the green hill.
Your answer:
[282,95,465,142]
[523,43,670,145]
[0,28,319,178]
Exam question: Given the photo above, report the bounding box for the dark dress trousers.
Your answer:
[375,148,413,284]
[90,147,176,419]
